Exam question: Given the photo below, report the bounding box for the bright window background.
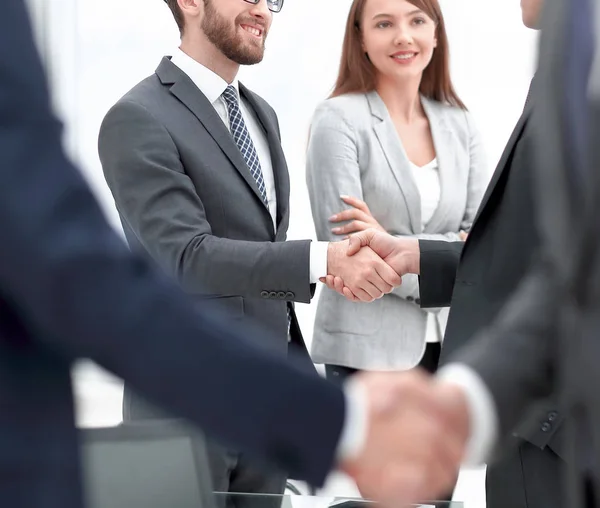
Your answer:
[26,1,538,505]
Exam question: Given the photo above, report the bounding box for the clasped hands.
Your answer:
[321,229,420,302]
[325,229,420,301]
[339,370,471,507]
[324,195,420,300]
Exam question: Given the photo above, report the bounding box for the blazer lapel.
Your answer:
[421,98,456,233]
[368,91,421,232]
[472,92,534,225]
[155,58,268,209]
[239,83,290,230]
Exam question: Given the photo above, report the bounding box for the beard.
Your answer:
[201,0,266,65]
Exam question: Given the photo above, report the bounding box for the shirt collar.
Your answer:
[170,48,240,104]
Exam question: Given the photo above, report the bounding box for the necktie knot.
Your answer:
[222,85,239,108]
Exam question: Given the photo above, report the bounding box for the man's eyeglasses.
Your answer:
[163,0,284,14]
[243,0,284,13]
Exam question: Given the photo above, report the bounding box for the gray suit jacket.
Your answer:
[306,91,487,370]
[99,57,315,370]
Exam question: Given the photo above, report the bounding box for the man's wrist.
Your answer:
[388,238,420,275]
[326,240,347,276]
[409,239,421,274]
[433,382,471,446]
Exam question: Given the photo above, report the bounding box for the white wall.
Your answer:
[30,0,538,369]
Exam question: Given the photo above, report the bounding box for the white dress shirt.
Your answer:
[410,158,443,344]
[170,49,328,283]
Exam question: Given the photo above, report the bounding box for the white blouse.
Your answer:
[410,158,443,343]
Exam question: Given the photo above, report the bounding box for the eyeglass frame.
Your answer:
[242,0,284,13]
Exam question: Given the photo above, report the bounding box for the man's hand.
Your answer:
[339,371,470,507]
[347,229,420,275]
[326,240,402,302]
[323,231,420,301]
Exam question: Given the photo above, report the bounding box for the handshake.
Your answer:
[338,370,471,507]
[324,229,420,302]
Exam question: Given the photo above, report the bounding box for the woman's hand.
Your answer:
[329,195,386,236]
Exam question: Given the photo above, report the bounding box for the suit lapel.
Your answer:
[239,83,289,230]
[368,91,421,232]
[421,98,456,233]
[472,94,534,226]
[155,58,269,210]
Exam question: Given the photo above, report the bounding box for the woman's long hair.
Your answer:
[330,0,466,109]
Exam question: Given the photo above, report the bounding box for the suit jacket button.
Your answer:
[277,291,286,299]
[285,292,295,299]
[407,296,414,302]
[269,291,277,299]
[541,422,552,432]
[415,298,421,305]
[260,291,269,299]
[548,411,557,421]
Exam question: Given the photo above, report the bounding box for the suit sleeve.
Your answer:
[99,100,313,302]
[417,240,463,307]
[0,0,344,485]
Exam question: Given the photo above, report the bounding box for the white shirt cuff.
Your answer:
[309,241,329,283]
[336,377,368,463]
[437,364,499,466]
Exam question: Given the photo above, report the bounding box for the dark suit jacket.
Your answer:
[0,3,344,507]
[416,88,567,461]
[452,0,600,503]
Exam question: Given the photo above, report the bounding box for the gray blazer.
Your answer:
[99,57,315,372]
[306,91,487,370]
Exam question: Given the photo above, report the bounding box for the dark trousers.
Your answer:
[586,478,596,508]
[206,440,286,508]
[325,343,453,507]
[122,387,286,508]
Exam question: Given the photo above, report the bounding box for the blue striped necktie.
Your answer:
[221,85,292,338]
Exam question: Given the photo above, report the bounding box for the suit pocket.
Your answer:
[317,292,384,336]
[196,295,245,320]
